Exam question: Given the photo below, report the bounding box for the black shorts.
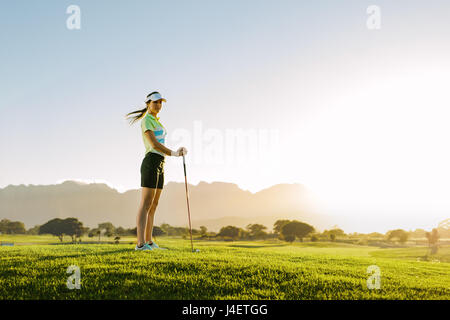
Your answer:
[140,152,165,189]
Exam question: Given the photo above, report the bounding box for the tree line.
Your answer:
[0,218,445,250]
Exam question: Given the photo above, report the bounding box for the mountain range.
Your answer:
[0,180,333,232]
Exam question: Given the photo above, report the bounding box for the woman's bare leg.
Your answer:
[136,187,156,246]
[145,188,162,243]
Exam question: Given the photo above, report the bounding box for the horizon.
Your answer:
[1,178,303,194]
[1,178,447,234]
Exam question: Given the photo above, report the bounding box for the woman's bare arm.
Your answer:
[144,130,174,156]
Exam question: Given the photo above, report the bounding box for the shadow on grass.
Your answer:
[49,241,125,245]
[34,248,135,262]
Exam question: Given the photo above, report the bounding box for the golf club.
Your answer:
[183,154,199,253]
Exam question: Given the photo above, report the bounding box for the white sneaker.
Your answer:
[135,243,153,251]
[148,241,167,250]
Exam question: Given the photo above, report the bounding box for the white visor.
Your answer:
[145,92,166,103]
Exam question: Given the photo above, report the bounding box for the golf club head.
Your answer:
[192,249,200,253]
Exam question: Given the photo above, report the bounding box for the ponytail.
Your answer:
[125,106,148,125]
[125,91,160,125]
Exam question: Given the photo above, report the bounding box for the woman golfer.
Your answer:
[126,91,187,251]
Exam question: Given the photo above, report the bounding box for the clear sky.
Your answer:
[1,0,450,232]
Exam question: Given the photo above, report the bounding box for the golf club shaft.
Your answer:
[183,155,194,252]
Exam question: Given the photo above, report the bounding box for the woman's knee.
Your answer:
[147,200,159,213]
[140,198,152,212]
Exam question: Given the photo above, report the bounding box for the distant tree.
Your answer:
[39,218,84,242]
[367,232,384,239]
[425,228,440,245]
[322,228,345,241]
[200,226,207,236]
[280,221,315,242]
[88,228,96,237]
[425,228,440,254]
[0,219,26,234]
[78,226,89,241]
[311,234,319,242]
[39,218,65,241]
[0,219,9,233]
[399,233,409,244]
[153,226,165,237]
[26,225,40,235]
[105,230,114,237]
[176,227,190,236]
[95,229,101,241]
[128,227,137,236]
[8,221,27,234]
[115,227,126,236]
[331,228,345,237]
[114,236,120,244]
[246,224,268,240]
[273,220,291,235]
[151,223,199,237]
[62,218,85,242]
[0,219,11,234]
[238,229,250,240]
[387,229,409,244]
[98,222,115,237]
[7,221,26,234]
[410,229,427,239]
[218,226,240,240]
[160,223,176,236]
[88,228,102,241]
[284,234,296,242]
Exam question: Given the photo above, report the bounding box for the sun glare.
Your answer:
[295,68,450,231]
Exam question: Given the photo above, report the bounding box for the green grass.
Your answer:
[0,234,136,245]
[0,237,449,300]
[370,246,450,263]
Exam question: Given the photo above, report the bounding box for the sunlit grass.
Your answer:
[0,238,448,299]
